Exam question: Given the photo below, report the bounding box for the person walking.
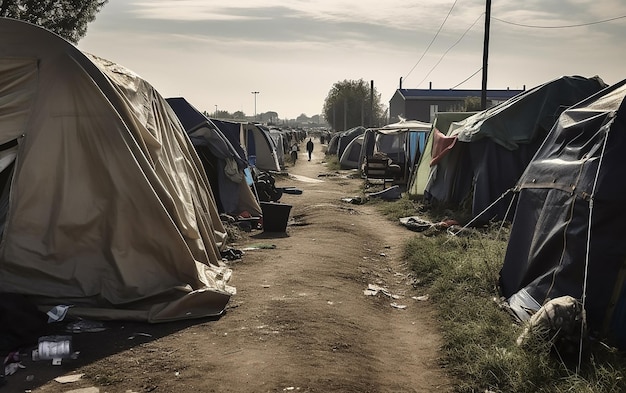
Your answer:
[290,141,298,164]
[306,138,314,161]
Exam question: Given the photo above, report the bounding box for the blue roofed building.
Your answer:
[389,86,525,123]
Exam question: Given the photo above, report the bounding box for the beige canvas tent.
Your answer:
[0,18,234,322]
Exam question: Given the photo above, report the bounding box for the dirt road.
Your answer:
[9,137,452,393]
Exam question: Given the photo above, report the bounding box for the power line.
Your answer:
[492,14,626,29]
[450,68,482,89]
[416,13,484,88]
[404,0,459,82]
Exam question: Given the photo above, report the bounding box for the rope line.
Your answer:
[445,188,514,242]
[578,119,612,373]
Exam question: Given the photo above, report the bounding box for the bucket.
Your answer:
[260,202,292,232]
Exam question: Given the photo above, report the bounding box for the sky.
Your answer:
[77,0,626,120]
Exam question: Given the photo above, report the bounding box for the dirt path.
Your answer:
[10,137,452,393]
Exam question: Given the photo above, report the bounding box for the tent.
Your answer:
[0,18,233,322]
[359,119,431,185]
[166,97,262,217]
[326,126,365,157]
[407,112,475,198]
[339,134,364,169]
[242,123,282,172]
[423,76,607,222]
[268,127,289,169]
[208,119,246,158]
[209,120,281,172]
[337,126,365,158]
[500,78,626,348]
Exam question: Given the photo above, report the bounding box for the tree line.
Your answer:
[0,0,108,43]
[202,111,325,127]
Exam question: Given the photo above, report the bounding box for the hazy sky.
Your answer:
[77,0,626,120]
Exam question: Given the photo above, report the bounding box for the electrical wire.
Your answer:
[450,67,482,89]
[492,14,626,29]
[405,10,624,88]
[404,0,459,82]
[416,12,484,88]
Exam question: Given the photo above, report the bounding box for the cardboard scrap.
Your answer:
[54,374,84,384]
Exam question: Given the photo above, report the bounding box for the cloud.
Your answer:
[80,0,626,118]
[130,0,448,27]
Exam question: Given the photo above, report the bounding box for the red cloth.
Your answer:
[430,128,457,166]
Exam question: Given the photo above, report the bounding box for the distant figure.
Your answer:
[320,134,325,144]
[290,142,298,164]
[306,138,314,161]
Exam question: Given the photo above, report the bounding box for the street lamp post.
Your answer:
[251,91,259,122]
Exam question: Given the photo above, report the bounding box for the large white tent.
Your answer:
[0,18,234,322]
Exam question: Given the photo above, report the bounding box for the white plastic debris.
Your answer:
[363,284,393,297]
[46,305,72,323]
[54,374,84,384]
[4,362,25,376]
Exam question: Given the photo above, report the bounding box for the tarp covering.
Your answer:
[448,76,606,150]
[424,76,607,221]
[0,18,233,322]
[500,78,626,348]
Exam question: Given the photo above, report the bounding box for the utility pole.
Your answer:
[481,0,491,110]
[370,80,375,127]
[251,91,259,121]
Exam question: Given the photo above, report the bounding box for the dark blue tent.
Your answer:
[166,98,260,216]
[211,119,248,163]
[500,79,626,348]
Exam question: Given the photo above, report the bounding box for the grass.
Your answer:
[324,154,341,171]
[373,196,626,393]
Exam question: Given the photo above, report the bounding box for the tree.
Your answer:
[260,111,278,123]
[232,111,246,120]
[464,96,482,112]
[322,79,386,131]
[0,0,108,43]
[296,113,310,123]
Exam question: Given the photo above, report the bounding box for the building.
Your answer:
[389,86,525,123]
